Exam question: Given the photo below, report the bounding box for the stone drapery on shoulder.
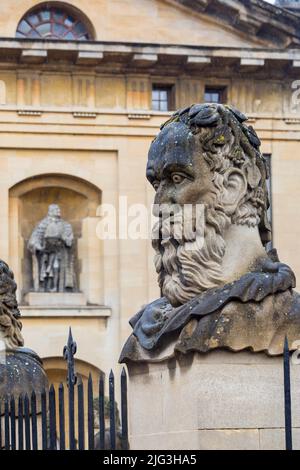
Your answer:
[120,253,300,363]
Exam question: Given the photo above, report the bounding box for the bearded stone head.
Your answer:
[0,260,24,348]
[147,104,271,307]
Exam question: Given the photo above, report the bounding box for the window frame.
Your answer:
[204,86,227,104]
[151,84,175,112]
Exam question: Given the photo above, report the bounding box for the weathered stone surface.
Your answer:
[0,347,48,404]
[25,292,86,307]
[259,428,300,450]
[128,350,300,450]
[131,431,200,451]
[128,370,165,435]
[198,429,260,451]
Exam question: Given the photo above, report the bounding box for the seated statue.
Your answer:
[120,103,300,363]
[28,204,76,293]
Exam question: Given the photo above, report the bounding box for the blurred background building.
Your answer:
[0,0,299,387]
[275,1,300,13]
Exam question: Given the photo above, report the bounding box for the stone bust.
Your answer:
[120,103,300,363]
[0,259,48,398]
[28,204,76,293]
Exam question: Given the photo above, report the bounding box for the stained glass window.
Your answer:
[16,6,92,40]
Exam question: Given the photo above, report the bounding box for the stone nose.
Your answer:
[153,184,176,207]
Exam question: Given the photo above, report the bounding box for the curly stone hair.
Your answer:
[160,103,271,245]
[0,260,24,349]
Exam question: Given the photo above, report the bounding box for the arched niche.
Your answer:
[9,174,103,305]
[42,356,104,385]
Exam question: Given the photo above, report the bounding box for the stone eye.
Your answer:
[171,173,184,184]
[153,181,160,191]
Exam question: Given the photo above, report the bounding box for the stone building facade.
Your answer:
[0,0,300,389]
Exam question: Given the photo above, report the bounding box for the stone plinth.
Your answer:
[127,350,300,450]
[20,305,111,318]
[25,292,86,306]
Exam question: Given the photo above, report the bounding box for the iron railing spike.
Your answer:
[41,388,47,450]
[109,370,116,450]
[24,393,31,450]
[88,373,94,450]
[18,394,24,451]
[59,381,66,450]
[10,394,16,450]
[99,373,105,450]
[77,377,85,450]
[68,326,73,342]
[283,335,293,450]
[4,396,9,450]
[63,329,77,449]
[49,382,57,450]
[31,389,38,450]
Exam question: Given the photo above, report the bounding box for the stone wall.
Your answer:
[128,350,300,450]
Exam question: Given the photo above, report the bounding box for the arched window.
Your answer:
[16,4,93,40]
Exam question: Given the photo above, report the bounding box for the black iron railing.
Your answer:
[0,330,293,450]
[0,328,129,450]
[284,336,293,451]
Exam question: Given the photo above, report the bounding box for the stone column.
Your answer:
[31,74,41,107]
[17,74,26,107]
[86,76,96,108]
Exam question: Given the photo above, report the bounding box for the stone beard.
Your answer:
[120,103,300,363]
[152,199,230,308]
[28,204,76,293]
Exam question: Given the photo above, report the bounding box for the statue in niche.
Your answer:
[28,204,76,293]
[120,103,300,363]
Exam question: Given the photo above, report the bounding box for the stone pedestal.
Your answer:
[127,350,300,450]
[22,292,110,318]
[25,292,86,306]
